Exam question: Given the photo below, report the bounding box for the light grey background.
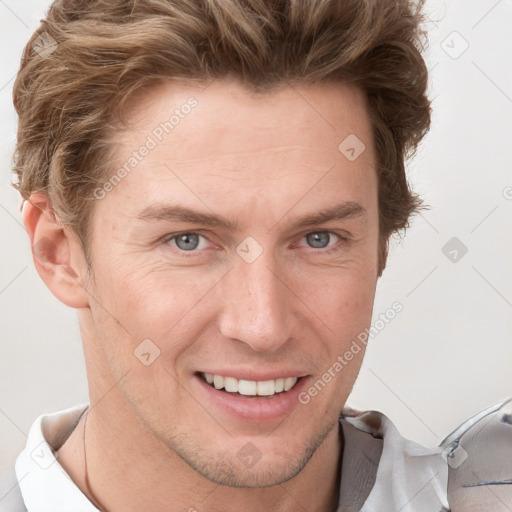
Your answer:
[1,0,511,505]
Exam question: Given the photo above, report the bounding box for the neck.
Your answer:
[58,388,342,512]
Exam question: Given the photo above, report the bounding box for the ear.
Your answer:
[22,192,90,309]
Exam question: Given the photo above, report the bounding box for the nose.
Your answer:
[217,254,293,353]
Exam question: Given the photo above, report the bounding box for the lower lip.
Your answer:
[192,374,309,423]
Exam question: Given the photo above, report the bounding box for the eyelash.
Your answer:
[162,231,350,257]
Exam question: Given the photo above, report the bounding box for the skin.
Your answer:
[23,78,381,512]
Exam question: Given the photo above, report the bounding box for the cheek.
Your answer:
[291,262,376,387]
[92,257,223,357]
[297,260,376,326]
[302,276,372,404]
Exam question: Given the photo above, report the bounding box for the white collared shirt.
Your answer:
[8,399,512,511]
[14,404,98,512]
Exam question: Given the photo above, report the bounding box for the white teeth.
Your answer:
[238,379,257,396]
[202,373,298,396]
[213,374,224,390]
[257,380,275,396]
[284,377,296,392]
[224,376,238,393]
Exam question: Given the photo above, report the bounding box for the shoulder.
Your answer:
[14,403,93,512]
[340,399,512,511]
[339,406,450,511]
[439,397,512,510]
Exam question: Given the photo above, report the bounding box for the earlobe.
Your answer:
[22,193,90,309]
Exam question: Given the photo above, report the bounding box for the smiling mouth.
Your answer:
[198,372,300,397]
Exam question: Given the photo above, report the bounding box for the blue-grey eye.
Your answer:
[306,232,331,248]
[174,233,200,251]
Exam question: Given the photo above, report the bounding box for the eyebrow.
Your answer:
[135,201,366,231]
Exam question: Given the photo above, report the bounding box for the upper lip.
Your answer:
[196,370,308,381]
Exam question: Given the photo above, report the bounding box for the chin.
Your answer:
[166,421,337,489]
[188,450,310,488]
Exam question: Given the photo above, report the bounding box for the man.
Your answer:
[9,0,512,510]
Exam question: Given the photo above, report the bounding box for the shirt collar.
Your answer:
[340,410,449,511]
[15,404,449,512]
[15,403,99,512]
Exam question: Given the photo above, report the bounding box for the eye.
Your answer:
[293,231,351,255]
[166,232,208,251]
[305,232,334,249]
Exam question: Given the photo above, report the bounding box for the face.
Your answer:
[82,78,379,487]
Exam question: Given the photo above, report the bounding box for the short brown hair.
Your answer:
[12,0,431,276]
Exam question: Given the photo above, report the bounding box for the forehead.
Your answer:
[100,78,377,227]
[120,77,373,157]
